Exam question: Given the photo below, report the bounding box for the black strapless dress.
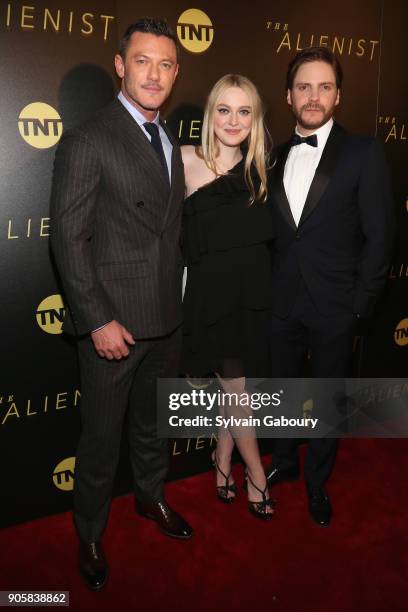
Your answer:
[181,160,275,378]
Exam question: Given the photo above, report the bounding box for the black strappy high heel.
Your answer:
[245,470,275,520]
[211,450,238,504]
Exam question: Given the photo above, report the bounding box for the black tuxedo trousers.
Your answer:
[270,280,356,490]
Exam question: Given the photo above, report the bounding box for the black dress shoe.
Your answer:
[137,500,193,540]
[308,489,332,526]
[265,465,300,488]
[79,540,108,591]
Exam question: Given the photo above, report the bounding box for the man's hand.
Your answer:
[91,320,135,360]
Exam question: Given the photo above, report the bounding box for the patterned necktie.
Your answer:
[143,122,170,185]
[289,133,318,148]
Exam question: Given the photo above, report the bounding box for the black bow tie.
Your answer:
[289,133,318,148]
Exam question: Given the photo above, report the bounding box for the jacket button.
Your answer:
[295,233,300,240]
[137,201,144,208]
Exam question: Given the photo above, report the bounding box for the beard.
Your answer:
[294,103,334,131]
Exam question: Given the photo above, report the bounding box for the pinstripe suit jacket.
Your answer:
[50,98,185,338]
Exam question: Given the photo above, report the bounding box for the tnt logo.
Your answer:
[394,318,408,346]
[186,376,214,389]
[177,9,214,53]
[53,457,75,491]
[303,399,313,419]
[18,102,63,148]
[36,294,65,335]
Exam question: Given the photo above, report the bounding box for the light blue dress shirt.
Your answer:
[118,91,172,182]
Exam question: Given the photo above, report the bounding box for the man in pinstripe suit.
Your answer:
[50,19,192,591]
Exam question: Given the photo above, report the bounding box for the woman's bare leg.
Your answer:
[213,377,236,499]
[216,374,273,513]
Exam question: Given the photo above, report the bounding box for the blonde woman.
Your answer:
[181,74,275,520]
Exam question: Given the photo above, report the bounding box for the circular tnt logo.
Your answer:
[394,318,408,346]
[18,102,63,148]
[53,457,76,491]
[36,294,65,335]
[177,9,214,53]
[186,376,215,389]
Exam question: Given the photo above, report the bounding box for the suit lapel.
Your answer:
[159,117,178,189]
[158,118,184,231]
[104,100,170,199]
[272,141,297,230]
[298,122,347,226]
[102,100,184,234]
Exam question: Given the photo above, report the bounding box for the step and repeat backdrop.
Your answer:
[0,0,407,527]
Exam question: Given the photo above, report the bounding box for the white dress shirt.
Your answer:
[118,91,172,182]
[283,118,334,226]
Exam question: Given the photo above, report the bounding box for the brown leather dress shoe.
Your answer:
[79,540,108,591]
[136,500,193,540]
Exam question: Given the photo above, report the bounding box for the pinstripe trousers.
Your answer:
[73,326,181,543]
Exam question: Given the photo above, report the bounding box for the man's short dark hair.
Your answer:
[119,17,179,59]
[286,46,343,90]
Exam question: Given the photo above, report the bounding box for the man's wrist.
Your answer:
[92,320,113,334]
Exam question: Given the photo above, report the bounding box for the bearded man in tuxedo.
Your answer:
[267,47,395,526]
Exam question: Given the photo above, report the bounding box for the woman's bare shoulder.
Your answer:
[181,145,202,166]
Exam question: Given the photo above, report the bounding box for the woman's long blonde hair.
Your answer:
[199,74,271,204]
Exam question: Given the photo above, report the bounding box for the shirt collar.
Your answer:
[118,91,160,127]
[295,117,334,149]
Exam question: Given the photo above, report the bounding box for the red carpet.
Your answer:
[1,439,407,612]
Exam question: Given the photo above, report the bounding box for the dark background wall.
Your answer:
[0,0,406,528]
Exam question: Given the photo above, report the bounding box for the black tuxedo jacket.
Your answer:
[50,98,185,338]
[269,122,395,318]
